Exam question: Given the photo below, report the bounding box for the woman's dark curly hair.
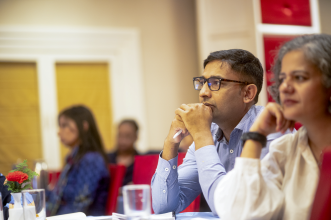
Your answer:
[269,34,331,103]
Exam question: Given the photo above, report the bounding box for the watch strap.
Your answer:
[241,132,267,148]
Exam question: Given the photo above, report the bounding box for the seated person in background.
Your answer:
[151,49,293,215]
[1,173,11,220]
[108,119,139,185]
[46,105,110,216]
[214,34,331,220]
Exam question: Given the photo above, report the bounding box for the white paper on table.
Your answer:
[112,212,174,220]
[191,218,211,220]
[46,212,86,220]
[112,213,125,220]
[86,217,112,220]
[152,212,175,220]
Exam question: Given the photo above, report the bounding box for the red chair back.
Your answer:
[106,164,126,215]
[133,152,200,213]
[310,148,331,220]
[48,171,61,189]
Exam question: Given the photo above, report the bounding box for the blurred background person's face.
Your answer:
[279,50,329,123]
[117,123,137,151]
[58,115,80,148]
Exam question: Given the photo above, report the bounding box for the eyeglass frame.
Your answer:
[193,76,250,91]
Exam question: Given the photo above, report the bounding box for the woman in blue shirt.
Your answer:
[46,105,110,216]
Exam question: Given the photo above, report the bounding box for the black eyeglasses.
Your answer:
[193,77,249,91]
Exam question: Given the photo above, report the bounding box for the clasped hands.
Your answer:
[166,103,214,150]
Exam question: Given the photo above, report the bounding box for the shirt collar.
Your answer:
[215,128,224,142]
[66,146,79,164]
[297,126,320,169]
[214,105,263,141]
[235,105,258,131]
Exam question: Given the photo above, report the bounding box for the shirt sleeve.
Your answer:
[214,142,286,220]
[194,145,227,215]
[151,143,201,214]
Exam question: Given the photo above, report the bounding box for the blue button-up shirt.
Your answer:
[151,105,292,215]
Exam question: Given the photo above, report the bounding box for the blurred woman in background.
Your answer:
[46,105,110,216]
[215,34,331,219]
[108,119,139,186]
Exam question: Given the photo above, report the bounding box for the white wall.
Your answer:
[3,0,328,156]
[196,0,264,104]
[0,0,199,152]
[319,0,331,35]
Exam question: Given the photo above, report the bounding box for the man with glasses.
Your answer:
[151,49,291,215]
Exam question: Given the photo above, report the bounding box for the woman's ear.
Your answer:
[83,121,89,131]
[243,84,258,104]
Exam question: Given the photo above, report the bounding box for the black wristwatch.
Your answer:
[241,132,267,148]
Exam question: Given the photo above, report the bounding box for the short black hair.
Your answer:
[203,49,264,103]
[119,119,139,133]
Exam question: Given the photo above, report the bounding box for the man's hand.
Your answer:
[166,115,190,144]
[162,115,190,161]
[175,103,214,150]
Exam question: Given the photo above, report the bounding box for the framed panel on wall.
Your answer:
[260,0,312,26]
[0,62,42,174]
[263,35,297,102]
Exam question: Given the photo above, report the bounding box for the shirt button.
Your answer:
[163,190,166,193]
[165,168,169,172]
[172,165,176,169]
[230,149,234,153]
